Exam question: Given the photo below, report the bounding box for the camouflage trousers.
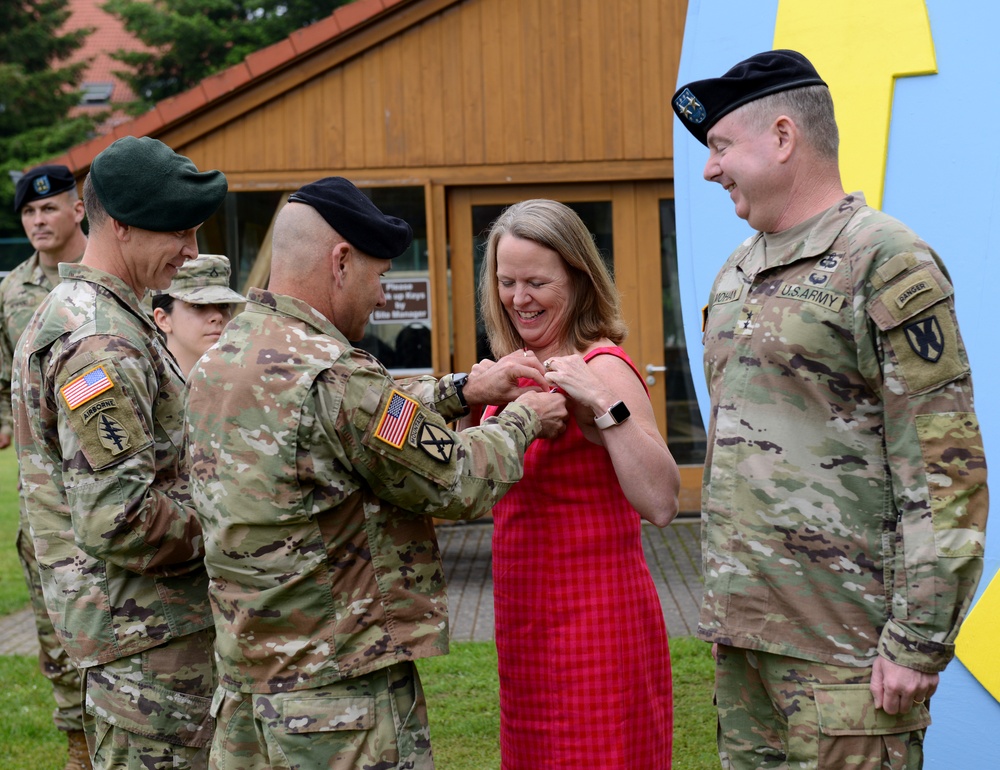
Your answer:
[209,660,434,770]
[715,645,929,770]
[16,522,84,732]
[85,627,216,770]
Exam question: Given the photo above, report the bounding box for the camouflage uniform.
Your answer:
[186,288,544,770]
[12,263,216,768]
[701,194,988,767]
[0,252,85,735]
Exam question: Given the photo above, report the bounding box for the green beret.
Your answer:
[672,49,827,146]
[90,136,228,231]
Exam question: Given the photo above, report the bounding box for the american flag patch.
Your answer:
[374,391,419,448]
[61,366,115,410]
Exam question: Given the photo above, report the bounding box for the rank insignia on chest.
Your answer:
[61,366,115,410]
[375,390,419,448]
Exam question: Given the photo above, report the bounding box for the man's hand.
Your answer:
[515,389,568,440]
[870,655,938,714]
[0,433,11,450]
[461,350,548,406]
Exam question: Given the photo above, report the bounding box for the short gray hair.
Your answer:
[82,173,108,229]
[737,85,839,161]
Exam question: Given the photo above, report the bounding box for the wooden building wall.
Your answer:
[161,0,686,188]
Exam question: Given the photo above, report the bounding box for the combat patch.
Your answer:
[374,390,419,449]
[778,283,845,312]
[61,365,114,409]
[887,308,968,393]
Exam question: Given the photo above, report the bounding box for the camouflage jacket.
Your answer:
[12,263,212,668]
[0,253,58,444]
[700,193,988,673]
[186,289,541,694]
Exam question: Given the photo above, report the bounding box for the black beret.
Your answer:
[672,49,827,146]
[89,136,228,231]
[14,164,77,213]
[288,177,413,260]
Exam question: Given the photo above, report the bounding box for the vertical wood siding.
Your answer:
[179,0,684,175]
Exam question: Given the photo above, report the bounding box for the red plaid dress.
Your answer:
[486,347,673,769]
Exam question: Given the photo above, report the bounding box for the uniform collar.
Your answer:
[246,287,350,346]
[58,262,158,331]
[756,192,867,269]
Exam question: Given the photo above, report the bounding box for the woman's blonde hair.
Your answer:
[478,199,626,357]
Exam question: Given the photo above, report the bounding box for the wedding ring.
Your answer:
[914,697,925,704]
[544,359,554,371]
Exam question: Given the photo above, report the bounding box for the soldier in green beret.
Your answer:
[1,164,91,769]
[185,176,568,770]
[673,50,988,768]
[12,136,228,770]
[151,254,246,376]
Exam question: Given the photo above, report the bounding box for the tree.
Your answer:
[0,0,95,237]
[103,0,352,110]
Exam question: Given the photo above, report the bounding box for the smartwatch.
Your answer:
[594,400,630,429]
[452,372,469,410]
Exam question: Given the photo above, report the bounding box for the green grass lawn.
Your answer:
[0,449,718,768]
[1,639,717,769]
[0,446,28,616]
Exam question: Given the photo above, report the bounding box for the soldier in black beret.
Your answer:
[184,178,569,768]
[673,50,987,770]
[3,167,91,767]
[12,136,230,769]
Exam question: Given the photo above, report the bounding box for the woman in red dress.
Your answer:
[475,199,680,769]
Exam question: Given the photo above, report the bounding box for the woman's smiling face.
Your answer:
[495,234,573,355]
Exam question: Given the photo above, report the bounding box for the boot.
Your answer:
[64,729,93,770]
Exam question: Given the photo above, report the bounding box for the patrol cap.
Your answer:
[89,136,228,231]
[14,164,77,213]
[672,49,827,146]
[152,254,246,305]
[287,177,413,260]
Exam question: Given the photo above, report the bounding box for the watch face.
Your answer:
[609,400,630,423]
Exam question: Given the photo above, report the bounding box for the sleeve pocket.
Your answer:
[915,412,988,558]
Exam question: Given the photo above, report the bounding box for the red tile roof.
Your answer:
[51,0,412,174]
[64,0,154,105]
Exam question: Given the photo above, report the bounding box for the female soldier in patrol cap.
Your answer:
[151,254,246,376]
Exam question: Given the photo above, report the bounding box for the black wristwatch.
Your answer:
[452,372,469,410]
[594,400,630,429]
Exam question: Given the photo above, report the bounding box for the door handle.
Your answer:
[645,363,667,386]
